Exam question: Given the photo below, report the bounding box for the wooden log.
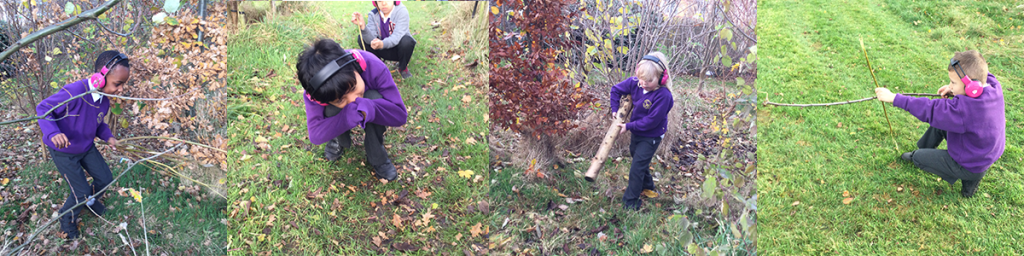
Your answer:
[585,95,632,182]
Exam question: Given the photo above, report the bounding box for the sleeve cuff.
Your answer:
[625,122,635,131]
[353,98,374,128]
[892,94,908,109]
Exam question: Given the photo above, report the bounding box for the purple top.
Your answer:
[36,79,113,154]
[893,73,1006,173]
[304,50,408,145]
[378,14,394,40]
[610,77,674,138]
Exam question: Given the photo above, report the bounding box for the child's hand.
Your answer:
[937,85,953,99]
[51,133,69,149]
[370,39,383,50]
[351,12,365,30]
[874,88,896,103]
[617,123,627,134]
[107,137,119,148]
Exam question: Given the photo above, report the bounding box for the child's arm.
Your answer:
[350,67,408,128]
[305,99,363,145]
[36,88,71,144]
[379,7,410,49]
[360,12,380,44]
[609,78,635,114]
[625,93,672,132]
[892,94,966,133]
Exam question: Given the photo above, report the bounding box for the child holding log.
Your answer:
[37,51,130,239]
[610,52,674,210]
[296,38,408,181]
[874,50,1005,198]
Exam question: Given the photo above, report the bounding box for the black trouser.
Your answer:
[623,135,661,210]
[910,126,985,185]
[48,144,113,221]
[357,35,416,70]
[324,89,391,167]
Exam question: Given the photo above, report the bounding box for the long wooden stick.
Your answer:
[585,95,631,182]
[764,93,942,107]
[860,37,898,152]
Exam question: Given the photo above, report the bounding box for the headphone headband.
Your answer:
[101,53,129,74]
[309,51,362,92]
[641,55,668,86]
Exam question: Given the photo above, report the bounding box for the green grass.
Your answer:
[757,0,1024,254]
[226,2,489,254]
[0,160,225,255]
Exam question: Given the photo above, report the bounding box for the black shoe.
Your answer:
[373,161,398,181]
[87,199,106,216]
[324,136,345,161]
[961,179,980,198]
[900,152,914,162]
[400,69,412,79]
[59,214,79,240]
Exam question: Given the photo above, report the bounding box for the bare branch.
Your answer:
[93,4,144,37]
[764,93,942,107]
[6,144,182,256]
[0,0,126,62]
[0,88,197,126]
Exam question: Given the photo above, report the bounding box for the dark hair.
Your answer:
[94,50,130,73]
[296,38,360,104]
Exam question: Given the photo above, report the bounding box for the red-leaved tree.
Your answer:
[489,0,597,142]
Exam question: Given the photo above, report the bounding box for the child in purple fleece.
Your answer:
[296,38,408,181]
[875,50,1005,198]
[37,51,130,239]
[610,52,674,210]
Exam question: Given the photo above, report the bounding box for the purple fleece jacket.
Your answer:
[36,79,113,154]
[304,50,408,145]
[610,77,674,138]
[893,73,1005,173]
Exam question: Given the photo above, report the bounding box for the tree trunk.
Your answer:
[585,95,631,182]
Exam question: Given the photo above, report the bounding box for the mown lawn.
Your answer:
[757,0,1024,254]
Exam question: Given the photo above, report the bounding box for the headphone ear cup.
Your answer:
[661,70,668,86]
[90,73,106,88]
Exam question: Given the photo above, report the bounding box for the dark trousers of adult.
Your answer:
[49,144,113,223]
[357,35,416,71]
[324,89,391,167]
[623,134,661,210]
[909,126,985,185]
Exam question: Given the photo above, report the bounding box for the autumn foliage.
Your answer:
[489,0,596,139]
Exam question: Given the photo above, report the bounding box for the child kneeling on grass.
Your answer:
[610,52,675,210]
[874,50,1005,198]
[297,38,408,181]
[37,51,130,239]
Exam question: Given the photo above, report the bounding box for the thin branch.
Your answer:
[763,93,942,107]
[5,144,181,256]
[118,136,226,153]
[0,88,196,126]
[0,0,126,62]
[141,187,151,256]
[716,3,756,44]
[93,5,143,37]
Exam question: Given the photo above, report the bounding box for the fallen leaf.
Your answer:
[465,136,477,145]
[461,95,472,104]
[372,236,382,247]
[640,243,654,253]
[458,170,474,178]
[843,190,850,197]
[842,198,853,205]
[791,201,800,206]
[470,222,482,237]
[392,214,403,229]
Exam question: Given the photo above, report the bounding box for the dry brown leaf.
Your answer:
[470,222,482,237]
[842,198,853,205]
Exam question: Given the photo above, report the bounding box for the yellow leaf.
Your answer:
[842,190,850,197]
[1,178,9,186]
[640,243,654,253]
[240,154,252,161]
[458,170,474,178]
[490,6,499,15]
[431,203,438,209]
[129,188,142,202]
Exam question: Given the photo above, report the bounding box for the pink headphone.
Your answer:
[88,53,128,89]
[641,55,669,86]
[950,58,983,98]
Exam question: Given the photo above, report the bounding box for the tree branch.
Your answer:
[93,3,143,37]
[0,0,125,63]
[716,3,756,44]
[763,93,942,107]
[0,88,196,126]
